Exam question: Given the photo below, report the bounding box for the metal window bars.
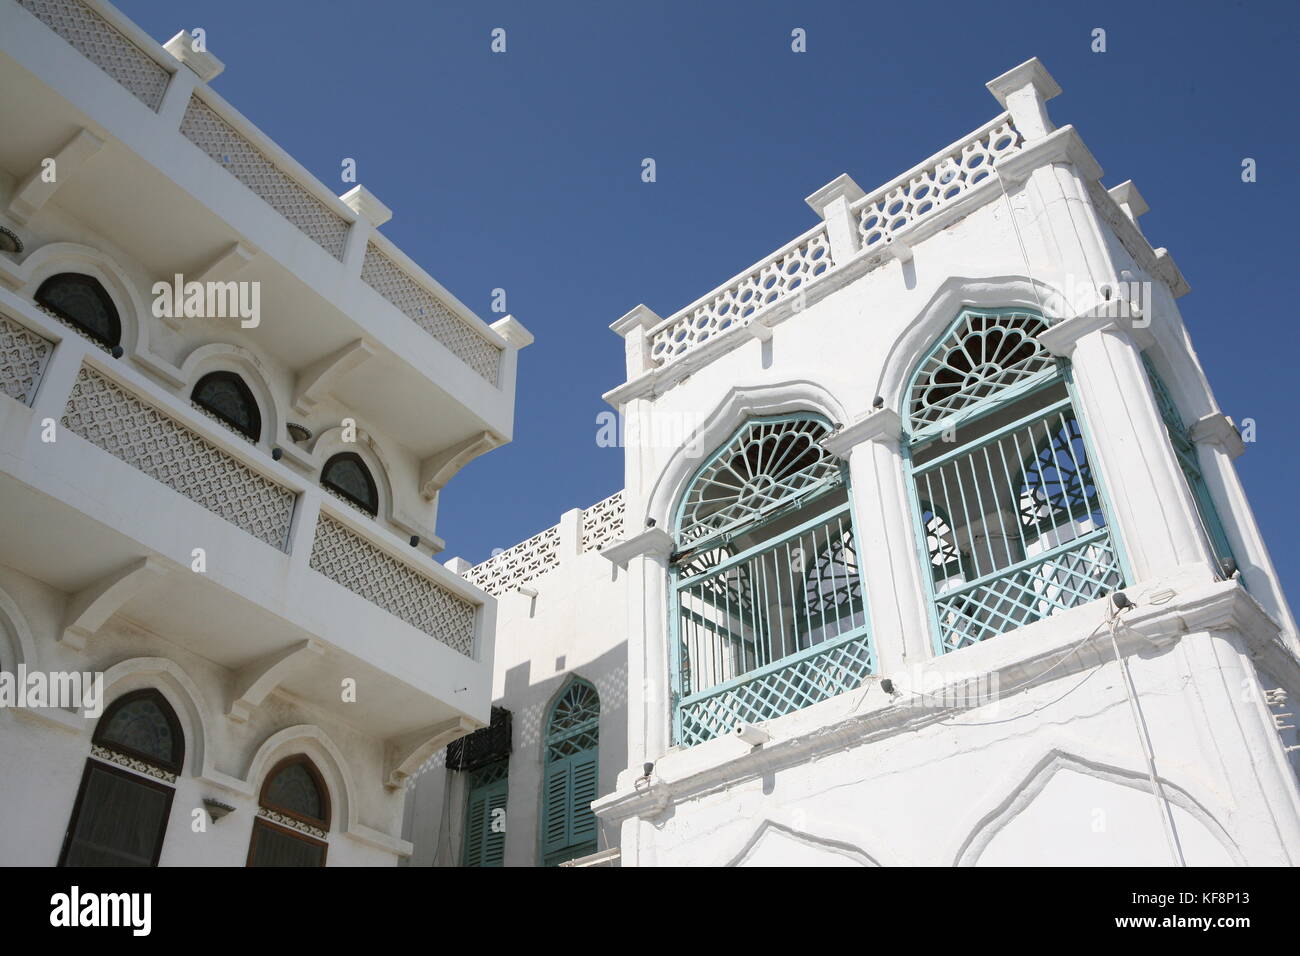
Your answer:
[670,415,874,747]
[906,310,1125,655]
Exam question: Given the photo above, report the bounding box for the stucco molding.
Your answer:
[950,745,1244,866]
[97,656,217,785]
[383,715,477,790]
[719,812,894,867]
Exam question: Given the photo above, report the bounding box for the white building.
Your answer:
[413,58,1300,866]
[0,0,530,865]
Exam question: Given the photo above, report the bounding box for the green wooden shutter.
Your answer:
[462,762,508,867]
[569,749,598,848]
[541,679,600,866]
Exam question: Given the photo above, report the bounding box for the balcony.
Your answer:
[0,0,524,465]
[0,293,494,774]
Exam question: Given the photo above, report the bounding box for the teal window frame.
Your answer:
[540,678,599,867]
[1141,354,1236,577]
[669,413,875,747]
[903,308,1130,655]
[461,759,508,867]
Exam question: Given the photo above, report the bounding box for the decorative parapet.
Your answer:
[61,364,296,551]
[309,513,477,657]
[464,525,561,598]
[0,311,54,406]
[19,0,169,111]
[647,226,834,368]
[463,491,625,597]
[581,490,626,553]
[179,95,351,260]
[360,241,503,385]
[636,113,1025,372]
[851,116,1023,249]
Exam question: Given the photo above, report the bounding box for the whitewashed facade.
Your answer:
[0,0,529,866]
[415,58,1300,867]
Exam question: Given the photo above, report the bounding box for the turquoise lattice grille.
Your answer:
[906,310,1125,654]
[677,416,842,547]
[670,413,873,746]
[677,627,875,746]
[908,308,1055,437]
[933,533,1122,651]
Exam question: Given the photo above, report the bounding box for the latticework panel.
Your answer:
[854,120,1022,248]
[179,96,350,259]
[463,525,561,598]
[649,228,834,367]
[580,491,624,552]
[934,535,1123,653]
[309,514,475,656]
[61,366,295,550]
[676,630,874,747]
[360,243,501,385]
[20,0,168,111]
[908,308,1055,433]
[0,313,53,406]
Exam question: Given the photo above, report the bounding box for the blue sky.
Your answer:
[119,0,1298,599]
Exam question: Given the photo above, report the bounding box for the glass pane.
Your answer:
[194,375,258,437]
[249,824,326,867]
[264,762,323,821]
[98,697,178,766]
[64,763,170,867]
[37,275,119,346]
[323,457,376,513]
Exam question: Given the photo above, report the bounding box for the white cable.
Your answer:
[1106,601,1186,866]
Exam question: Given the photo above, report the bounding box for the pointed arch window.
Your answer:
[1142,354,1236,577]
[321,452,378,517]
[247,755,330,867]
[541,679,599,866]
[59,689,183,866]
[904,307,1125,654]
[192,371,261,441]
[35,273,122,349]
[669,415,874,747]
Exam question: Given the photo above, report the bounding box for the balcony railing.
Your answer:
[0,305,483,661]
[16,0,506,387]
[61,363,298,552]
[178,95,351,260]
[310,512,476,657]
[0,311,53,406]
[18,0,168,110]
[643,113,1026,371]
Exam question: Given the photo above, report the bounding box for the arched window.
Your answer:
[1142,354,1236,577]
[59,689,183,866]
[904,307,1124,654]
[321,452,378,517]
[35,273,121,349]
[541,679,599,866]
[247,755,330,867]
[191,371,261,442]
[669,415,873,747]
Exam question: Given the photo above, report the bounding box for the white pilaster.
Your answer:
[1039,311,1210,582]
[824,407,932,669]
